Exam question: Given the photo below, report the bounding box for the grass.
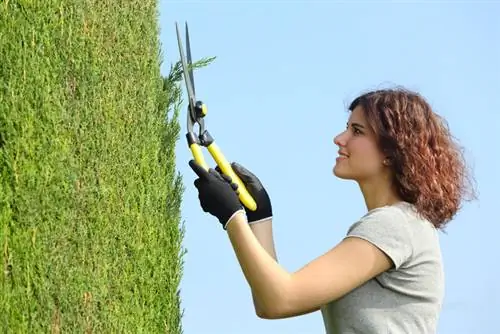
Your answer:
[0,0,186,332]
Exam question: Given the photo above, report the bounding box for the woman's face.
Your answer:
[333,106,388,183]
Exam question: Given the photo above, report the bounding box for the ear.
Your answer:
[383,157,392,166]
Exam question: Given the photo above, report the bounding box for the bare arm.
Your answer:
[247,218,328,318]
[249,219,277,260]
[226,212,393,319]
[219,162,324,317]
[248,219,278,317]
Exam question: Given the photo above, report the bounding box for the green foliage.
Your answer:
[0,1,192,332]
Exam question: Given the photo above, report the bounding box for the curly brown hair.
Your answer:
[349,87,476,229]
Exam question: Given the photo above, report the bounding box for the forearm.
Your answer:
[248,218,278,314]
[226,212,291,316]
[249,218,277,260]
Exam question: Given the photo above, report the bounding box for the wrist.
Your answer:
[248,216,273,225]
[223,209,247,230]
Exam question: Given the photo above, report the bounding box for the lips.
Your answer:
[337,151,349,158]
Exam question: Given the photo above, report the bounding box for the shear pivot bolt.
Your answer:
[195,101,207,118]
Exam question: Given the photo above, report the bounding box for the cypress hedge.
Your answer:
[0,1,191,332]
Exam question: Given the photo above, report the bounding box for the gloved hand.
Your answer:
[216,162,273,224]
[189,159,244,229]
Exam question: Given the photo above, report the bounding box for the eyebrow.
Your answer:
[347,122,365,129]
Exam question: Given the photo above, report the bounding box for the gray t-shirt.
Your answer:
[320,202,444,334]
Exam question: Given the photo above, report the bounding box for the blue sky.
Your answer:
[159,2,499,333]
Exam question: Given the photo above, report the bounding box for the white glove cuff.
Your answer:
[223,209,246,230]
[248,216,273,225]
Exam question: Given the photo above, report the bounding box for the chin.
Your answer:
[333,165,355,180]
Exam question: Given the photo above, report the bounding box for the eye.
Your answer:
[352,127,363,135]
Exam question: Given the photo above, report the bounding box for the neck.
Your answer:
[358,175,402,212]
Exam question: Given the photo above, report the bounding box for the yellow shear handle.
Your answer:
[189,143,209,170]
[206,143,257,211]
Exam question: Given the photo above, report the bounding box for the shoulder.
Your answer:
[345,202,428,270]
[347,203,414,241]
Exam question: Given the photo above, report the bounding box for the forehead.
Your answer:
[348,105,368,125]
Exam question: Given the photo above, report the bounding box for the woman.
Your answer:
[189,87,475,333]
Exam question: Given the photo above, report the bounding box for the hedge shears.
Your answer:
[175,22,257,211]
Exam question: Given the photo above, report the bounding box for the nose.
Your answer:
[334,130,347,147]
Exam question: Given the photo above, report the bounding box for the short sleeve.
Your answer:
[345,207,413,269]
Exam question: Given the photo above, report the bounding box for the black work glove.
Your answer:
[189,159,244,229]
[216,162,273,224]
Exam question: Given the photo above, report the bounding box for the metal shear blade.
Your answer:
[175,22,199,126]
